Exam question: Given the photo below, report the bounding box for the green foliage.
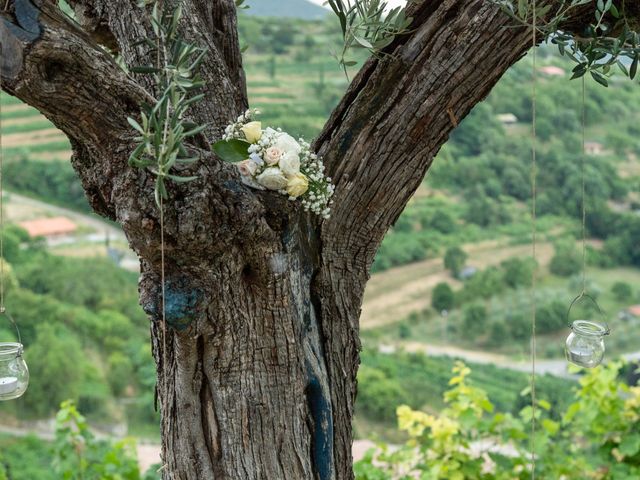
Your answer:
[357,365,409,422]
[54,401,145,480]
[0,434,55,480]
[128,3,206,206]
[492,0,640,86]
[462,303,488,339]
[23,324,85,416]
[501,257,535,288]
[444,246,467,278]
[358,349,573,424]
[355,361,640,479]
[432,282,455,313]
[611,281,633,302]
[326,0,413,75]
[549,242,583,277]
[107,352,135,396]
[4,159,90,212]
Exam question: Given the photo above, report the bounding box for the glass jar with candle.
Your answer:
[565,320,608,369]
[0,310,29,401]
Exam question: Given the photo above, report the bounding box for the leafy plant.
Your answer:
[326,0,414,76]
[491,0,640,86]
[128,3,207,207]
[355,361,640,479]
[54,400,143,480]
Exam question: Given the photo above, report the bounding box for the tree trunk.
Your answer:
[0,0,615,478]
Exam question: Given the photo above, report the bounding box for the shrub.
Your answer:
[611,281,633,302]
[550,243,582,277]
[432,283,455,313]
[444,246,467,278]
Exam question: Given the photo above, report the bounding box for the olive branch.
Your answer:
[326,0,416,77]
[127,2,208,207]
[490,0,640,86]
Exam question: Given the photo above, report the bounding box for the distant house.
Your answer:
[539,66,565,76]
[497,113,518,125]
[628,306,640,318]
[585,141,605,156]
[620,305,640,322]
[19,216,77,239]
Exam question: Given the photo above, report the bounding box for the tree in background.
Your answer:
[432,283,455,313]
[462,303,488,339]
[2,0,637,477]
[24,324,85,416]
[444,246,467,278]
[550,242,582,277]
[611,281,633,302]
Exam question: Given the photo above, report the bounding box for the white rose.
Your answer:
[286,173,309,198]
[279,151,301,176]
[256,167,288,191]
[265,147,283,166]
[237,159,258,177]
[274,133,301,155]
[241,121,262,143]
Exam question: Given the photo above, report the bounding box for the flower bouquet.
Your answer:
[213,109,334,218]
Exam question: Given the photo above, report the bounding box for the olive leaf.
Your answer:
[127,2,207,208]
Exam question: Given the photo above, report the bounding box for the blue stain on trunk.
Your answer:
[306,369,333,480]
[149,281,201,331]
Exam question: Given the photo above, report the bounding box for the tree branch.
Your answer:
[0,0,152,217]
[66,0,248,136]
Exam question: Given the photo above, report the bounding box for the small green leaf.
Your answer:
[127,117,145,134]
[620,434,640,457]
[631,57,638,80]
[353,36,373,49]
[212,139,251,163]
[590,70,609,87]
[166,174,198,183]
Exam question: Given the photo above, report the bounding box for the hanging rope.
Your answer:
[0,45,5,316]
[530,1,538,478]
[581,77,587,296]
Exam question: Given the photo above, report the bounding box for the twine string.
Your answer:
[530,2,538,478]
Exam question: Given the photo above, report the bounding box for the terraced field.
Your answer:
[1,93,71,162]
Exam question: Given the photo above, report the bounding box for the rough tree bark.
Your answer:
[0,0,620,478]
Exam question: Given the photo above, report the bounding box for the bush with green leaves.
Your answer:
[355,360,640,480]
[549,242,582,277]
[444,246,467,278]
[432,282,455,313]
[611,281,634,302]
[54,401,158,479]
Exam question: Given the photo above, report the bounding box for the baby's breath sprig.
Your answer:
[127,3,208,207]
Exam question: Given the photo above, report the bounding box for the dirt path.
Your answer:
[399,341,577,379]
[361,240,555,329]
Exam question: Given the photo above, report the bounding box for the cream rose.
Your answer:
[279,151,301,176]
[286,173,309,198]
[241,121,262,143]
[274,133,301,154]
[256,167,288,191]
[265,147,283,166]
[237,159,258,177]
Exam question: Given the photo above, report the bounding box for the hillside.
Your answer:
[243,0,328,19]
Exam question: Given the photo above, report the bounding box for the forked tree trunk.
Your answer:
[0,0,609,478]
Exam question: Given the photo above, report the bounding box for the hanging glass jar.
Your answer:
[565,320,609,369]
[0,311,28,401]
[565,294,610,369]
